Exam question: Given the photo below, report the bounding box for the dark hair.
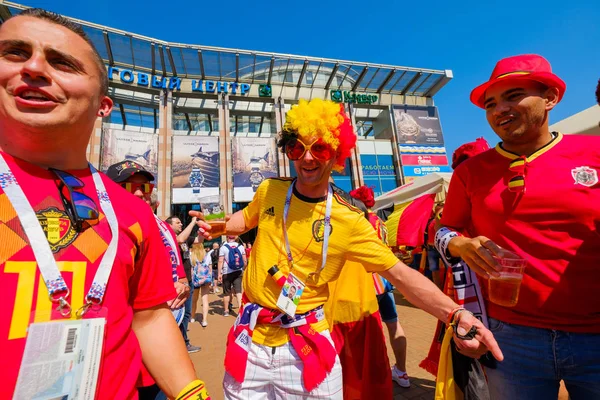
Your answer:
[165,216,180,225]
[7,8,108,95]
[276,129,297,151]
[596,78,600,106]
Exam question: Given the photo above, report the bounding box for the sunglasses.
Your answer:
[50,169,100,232]
[120,182,154,195]
[508,156,526,193]
[285,138,335,161]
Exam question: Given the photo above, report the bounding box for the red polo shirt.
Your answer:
[442,133,600,333]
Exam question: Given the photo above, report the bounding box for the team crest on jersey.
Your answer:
[36,207,78,252]
[571,166,598,187]
[312,219,332,242]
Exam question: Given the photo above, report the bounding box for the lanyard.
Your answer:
[154,214,181,282]
[282,180,333,275]
[0,154,119,317]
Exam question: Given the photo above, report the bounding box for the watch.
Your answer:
[189,168,205,194]
[249,169,265,192]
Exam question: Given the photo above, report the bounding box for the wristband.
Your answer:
[447,306,465,325]
[176,379,211,400]
[435,227,462,259]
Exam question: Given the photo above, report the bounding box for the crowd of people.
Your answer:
[0,6,598,400]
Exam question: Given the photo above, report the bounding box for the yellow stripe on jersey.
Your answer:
[495,133,563,161]
[508,176,525,188]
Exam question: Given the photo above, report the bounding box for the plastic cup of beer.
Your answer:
[488,252,526,307]
[199,195,226,237]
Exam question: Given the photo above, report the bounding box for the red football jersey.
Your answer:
[0,153,177,399]
[442,133,600,332]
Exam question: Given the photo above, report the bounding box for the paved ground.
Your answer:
[187,290,567,400]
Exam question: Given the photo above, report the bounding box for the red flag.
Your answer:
[386,193,436,247]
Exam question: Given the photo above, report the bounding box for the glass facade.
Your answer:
[358,140,399,197]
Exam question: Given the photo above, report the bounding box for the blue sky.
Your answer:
[18,0,600,157]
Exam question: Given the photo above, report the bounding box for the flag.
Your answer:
[386,193,436,247]
[325,260,392,399]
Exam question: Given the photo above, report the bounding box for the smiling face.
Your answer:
[0,16,112,135]
[291,136,337,197]
[483,80,558,146]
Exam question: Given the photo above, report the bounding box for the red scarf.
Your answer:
[224,299,337,392]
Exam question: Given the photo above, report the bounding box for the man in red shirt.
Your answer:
[439,54,600,399]
[0,8,209,400]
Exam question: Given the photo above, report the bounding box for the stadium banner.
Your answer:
[398,145,447,154]
[100,128,158,180]
[403,165,452,177]
[172,136,220,204]
[400,154,449,166]
[393,105,445,145]
[232,137,278,202]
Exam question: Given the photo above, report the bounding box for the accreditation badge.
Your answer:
[276,272,306,317]
[13,308,107,400]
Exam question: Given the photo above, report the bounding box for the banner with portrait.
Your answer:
[393,106,445,145]
[100,127,159,179]
[172,136,220,204]
[232,137,278,202]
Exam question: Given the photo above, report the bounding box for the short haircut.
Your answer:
[5,8,108,95]
[165,216,180,225]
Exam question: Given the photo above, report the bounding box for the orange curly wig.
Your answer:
[278,99,356,172]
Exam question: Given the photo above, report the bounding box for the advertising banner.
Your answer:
[400,154,449,166]
[172,136,220,204]
[399,145,446,154]
[403,165,452,177]
[232,137,278,202]
[100,128,158,179]
[393,106,445,145]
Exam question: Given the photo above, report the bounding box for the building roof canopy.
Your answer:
[0,2,451,97]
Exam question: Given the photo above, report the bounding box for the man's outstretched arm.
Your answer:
[380,261,503,361]
[132,305,210,398]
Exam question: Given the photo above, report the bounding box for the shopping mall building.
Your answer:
[0,2,453,222]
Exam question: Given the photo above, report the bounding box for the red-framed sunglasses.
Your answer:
[50,169,100,232]
[120,182,154,194]
[508,156,526,193]
[285,138,335,161]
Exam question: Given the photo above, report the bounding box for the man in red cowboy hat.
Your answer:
[438,54,600,399]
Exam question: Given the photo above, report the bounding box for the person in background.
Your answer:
[208,242,221,294]
[245,242,252,261]
[167,216,202,353]
[218,235,246,317]
[440,54,600,399]
[191,242,212,327]
[106,161,191,399]
[425,203,444,290]
[0,8,208,399]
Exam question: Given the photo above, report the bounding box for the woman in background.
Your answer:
[191,244,212,327]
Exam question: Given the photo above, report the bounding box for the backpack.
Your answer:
[192,260,212,288]
[224,243,244,271]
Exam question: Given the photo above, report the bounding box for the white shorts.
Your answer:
[223,329,343,400]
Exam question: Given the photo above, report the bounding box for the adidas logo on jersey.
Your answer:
[264,206,275,217]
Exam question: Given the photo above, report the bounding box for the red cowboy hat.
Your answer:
[470,54,566,109]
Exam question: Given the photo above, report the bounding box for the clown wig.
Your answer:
[278,98,356,172]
